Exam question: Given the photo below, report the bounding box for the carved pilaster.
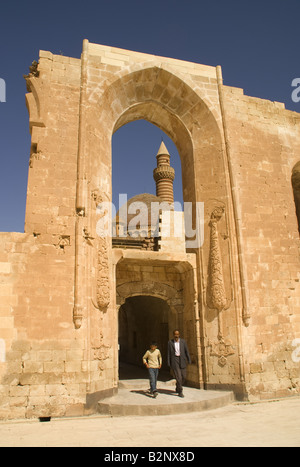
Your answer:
[206,206,227,312]
[73,214,85,329]
[92,189,110,312]
[207,206,235,366]
[96,237,110,311]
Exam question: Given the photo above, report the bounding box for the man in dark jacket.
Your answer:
[167,330,191,398]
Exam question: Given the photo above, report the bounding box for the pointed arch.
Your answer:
[87,65,225,212]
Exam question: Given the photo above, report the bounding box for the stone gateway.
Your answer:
[0,40,300,419]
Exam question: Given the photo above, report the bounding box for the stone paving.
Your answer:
[0,396,300,447]
[98,379,234,416]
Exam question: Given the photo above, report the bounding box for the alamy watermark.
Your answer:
[291,78,300,103]
[0,339,5,362]
[0,78,6,102]
[96,195,205,248]
[292,338,300,363]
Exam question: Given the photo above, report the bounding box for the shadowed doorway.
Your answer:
[118,295,171,380]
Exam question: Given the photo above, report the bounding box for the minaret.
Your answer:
[153,141,175,204]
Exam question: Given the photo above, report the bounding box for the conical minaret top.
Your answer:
[153,141,175,203]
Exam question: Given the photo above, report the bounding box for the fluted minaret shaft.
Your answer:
[153,142,175,204]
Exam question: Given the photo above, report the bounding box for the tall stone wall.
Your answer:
[25,51,81,233]
[222,87,300,399]
[0,231,92,419]
[0,51,117,419]
[0,42,300,419]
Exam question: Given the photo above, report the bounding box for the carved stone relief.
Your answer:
[92,189,110,312]
[206,205,235,366]
[23,60,40,80]
[206,206,227,312]
[209,336,235,367]
[92,325,111,371]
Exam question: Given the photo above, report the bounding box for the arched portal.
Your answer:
[82,53,241,396]
[118,295,171,377]
[88,65,226,213]
[114,253,198,384]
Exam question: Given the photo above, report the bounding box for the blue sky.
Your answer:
[0,0,299,232]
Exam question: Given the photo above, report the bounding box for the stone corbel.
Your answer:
[73,304,84,330]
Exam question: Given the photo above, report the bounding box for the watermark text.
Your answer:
[0,78,6,102]
[291,78,300,103]
[0,339,5,362]
[292,338,300,363]
[96,195,205,248]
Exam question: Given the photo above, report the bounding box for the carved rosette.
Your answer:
[206,207,227,312]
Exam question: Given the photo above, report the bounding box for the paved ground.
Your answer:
[0,396,300,447]
[99,380,234,416]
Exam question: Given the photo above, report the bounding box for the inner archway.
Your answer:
[118,295,171,380]
[112,119,184,211]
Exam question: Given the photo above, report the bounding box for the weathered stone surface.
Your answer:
[0,41,300,419]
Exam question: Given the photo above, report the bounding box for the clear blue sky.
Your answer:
[0,0,299,232]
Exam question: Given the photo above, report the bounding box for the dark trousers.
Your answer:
[172,356,187,394]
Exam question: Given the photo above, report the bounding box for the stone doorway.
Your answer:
[118,295,171,380]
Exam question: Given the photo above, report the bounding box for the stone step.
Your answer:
[98,384,235,417]
[118,378,176,389]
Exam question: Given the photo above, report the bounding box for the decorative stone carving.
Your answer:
[91,188,104,207]
[153,166,175,182]
[93,345,110,370]
[73,217,85,330]
[83,227,95,246]
[116,280,177,305]
[23,60,40,80]
[96,238,110,311]
[92,327,111,371]
[92,189,110,312]
[206,206,227,312]
[206,206,235,366]
[58,235,70,248]
[209,337,235,367]
[29,149,42,168]
[73,304,83,330]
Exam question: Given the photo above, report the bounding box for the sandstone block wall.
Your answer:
[0,41,300,419]
[223,86,300,399]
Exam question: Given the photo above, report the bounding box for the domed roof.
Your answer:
[114,193,166,237]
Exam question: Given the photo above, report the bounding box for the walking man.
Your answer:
[167,330,191,398]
